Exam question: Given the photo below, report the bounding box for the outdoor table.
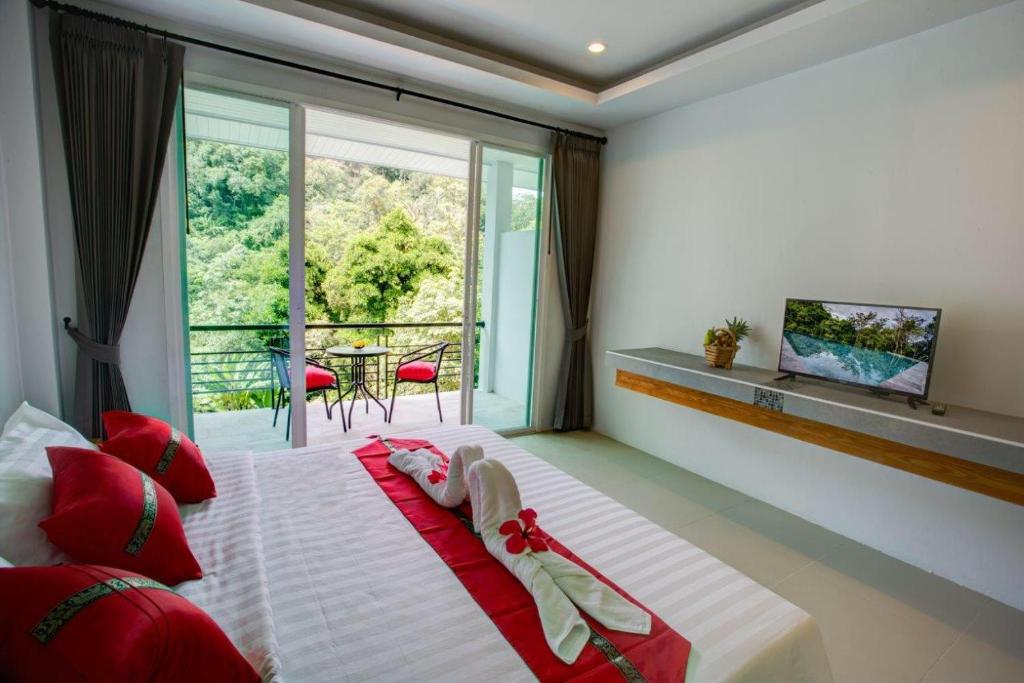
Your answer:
[326,345,390,425]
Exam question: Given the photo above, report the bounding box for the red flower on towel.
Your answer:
[427,468,447,484]
[499,508,548,554]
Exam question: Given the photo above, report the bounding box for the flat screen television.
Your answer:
[778,299,941,399]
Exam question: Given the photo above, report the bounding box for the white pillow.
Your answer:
[0,555,12,568]
[0,476,67,565]
[0,401,97,478]
[0,402,93,565]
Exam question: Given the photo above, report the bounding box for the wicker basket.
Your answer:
[703,328,739,369]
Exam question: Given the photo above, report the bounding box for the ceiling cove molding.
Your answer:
[258,0,874,104]
[248,0,599,103]
[90,0,1013,129]
[598,0,866,103]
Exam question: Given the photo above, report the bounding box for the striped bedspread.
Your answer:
[192,426,833,682]
[178,451,281,680]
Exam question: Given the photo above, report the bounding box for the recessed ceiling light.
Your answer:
[588,42,606,54]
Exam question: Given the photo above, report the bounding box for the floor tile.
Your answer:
[674,508,835,587]
[511,430,1024,683]
[513,430,748,513]
[776,562,963,683]
[922,596,1024,683]
[716,499,848,578]
[819,539,983,632]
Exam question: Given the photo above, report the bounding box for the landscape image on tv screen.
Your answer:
[779,300,940,397]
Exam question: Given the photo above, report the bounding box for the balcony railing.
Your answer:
[188,322,482,413]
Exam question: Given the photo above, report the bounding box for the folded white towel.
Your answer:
[467,458,651,664]
[468,458,590,663]
[388,444,483,507]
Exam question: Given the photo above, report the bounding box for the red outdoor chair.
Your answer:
[269,346,346,439]
[387,342,450,424]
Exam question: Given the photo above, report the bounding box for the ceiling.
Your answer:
[98,0,1014,131]
[311,0,809,88]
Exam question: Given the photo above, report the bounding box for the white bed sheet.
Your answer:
[192,425,832,682]
[178,450,281,680]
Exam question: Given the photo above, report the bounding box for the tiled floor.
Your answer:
[511,430,1024,683]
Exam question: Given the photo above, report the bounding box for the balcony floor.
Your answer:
[193,389,526,453]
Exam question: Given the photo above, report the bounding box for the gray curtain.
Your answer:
[50,11,184,437]
[551,132,602,431]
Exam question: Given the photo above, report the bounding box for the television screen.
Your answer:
[778,299,940,398]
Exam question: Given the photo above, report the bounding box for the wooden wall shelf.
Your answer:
[609,349,1024,506]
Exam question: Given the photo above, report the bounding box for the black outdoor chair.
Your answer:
[387,342,450,424]
[269,346,346,440]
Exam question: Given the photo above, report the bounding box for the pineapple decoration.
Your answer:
[703,317,751,369]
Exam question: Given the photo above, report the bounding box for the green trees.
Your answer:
[325,208,455,322]
[185,141,470,411]
[186,140,468,340]
[186,142,466,327]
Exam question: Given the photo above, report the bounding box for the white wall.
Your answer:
[0,0,62,421]
[592,1,1024,608]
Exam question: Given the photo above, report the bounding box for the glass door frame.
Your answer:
[175,84,308,448]
[287,103,308,447]
[460,141,551,433]
[174,76,554,443]
[460,142,483,425]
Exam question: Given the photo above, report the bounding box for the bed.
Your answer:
[179,424,833,682]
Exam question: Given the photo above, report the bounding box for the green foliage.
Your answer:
[185,140,474,408]
[325,208,455,322]
[186,143,469,336]
[705,317,751,348]
[725,317,751,343]
[186,141,288,230]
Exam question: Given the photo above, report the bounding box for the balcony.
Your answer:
[189,321,526,453]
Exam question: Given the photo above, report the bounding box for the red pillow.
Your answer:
[101,411,216,503]
[0,564,259,683]
[39,447,202,586]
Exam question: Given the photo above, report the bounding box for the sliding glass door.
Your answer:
[183,88,304,451]
[463,144,545,432]
[181,88,543,449]
[300,106,471,441]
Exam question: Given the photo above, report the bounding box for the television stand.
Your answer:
[608,348,1024,506]
[906,396,929,410]
[868,386,927,410]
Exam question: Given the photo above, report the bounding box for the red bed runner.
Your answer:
[353,437,691,682]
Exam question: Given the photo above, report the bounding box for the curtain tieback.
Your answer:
[567,321,589,343]
[63,318,120,365]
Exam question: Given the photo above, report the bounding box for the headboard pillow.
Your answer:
[0,403,94,566]
[101,411,216,504]
[39,447,202,586]
[0,402,97,479]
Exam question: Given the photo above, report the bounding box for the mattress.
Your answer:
[186,425,832,682]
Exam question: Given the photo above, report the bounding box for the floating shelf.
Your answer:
[608,348,1024,505]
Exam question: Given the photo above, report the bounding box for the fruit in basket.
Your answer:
[352,339,367,349]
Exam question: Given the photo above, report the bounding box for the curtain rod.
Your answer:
[31,0,608,145]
